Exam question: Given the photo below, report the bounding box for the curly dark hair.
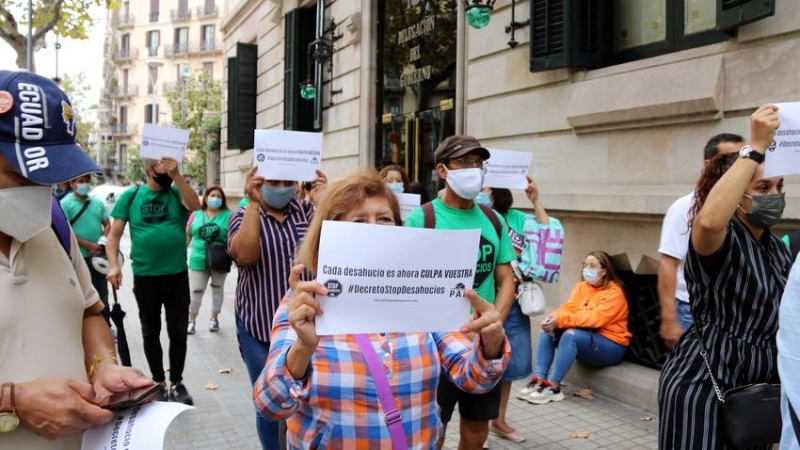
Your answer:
[688,152,739,227]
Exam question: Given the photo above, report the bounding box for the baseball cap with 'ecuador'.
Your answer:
[0,70,101,184]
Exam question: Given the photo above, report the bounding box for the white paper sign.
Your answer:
[765,102,800,177]
[81,402,194,450]
[253,130,323,181]
[315,221,480,335]
[483,148,532,189]
[396,192,421,221]
[140,124,190,162]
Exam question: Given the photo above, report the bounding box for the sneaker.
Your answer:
[517,376,542,400]
[526,380,565,405]
[187,321,196,335]
[157,383,169,402]
[169,382,194,405]
[209,318,219,332]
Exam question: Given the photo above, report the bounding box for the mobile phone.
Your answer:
[100,383,163,411]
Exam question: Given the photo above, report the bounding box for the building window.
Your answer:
[146,30,160,56]
[122,69,129,89]
[148,66,159,94]
[529,0,775,72]
[203,62,214,77]
[227,43,257,150]
[119,144,127,171]
[145,104,159,124]
[174,27,189,54]
[150,0,159,22]
[120,33,130,57]
[283,7,317,132]
[201,24,215,51]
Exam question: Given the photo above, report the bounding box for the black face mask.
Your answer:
[152,172,173,190]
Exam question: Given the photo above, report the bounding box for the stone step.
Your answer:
[565,360,660,414]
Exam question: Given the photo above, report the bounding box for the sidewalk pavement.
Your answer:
[114,240,658,449]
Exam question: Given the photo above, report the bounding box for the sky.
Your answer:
[0,4,107,120]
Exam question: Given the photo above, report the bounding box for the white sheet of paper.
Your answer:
[81,401,193,450]
[396,192,421,221]
[483,148,532,189]
[139,124,190,162]
[253,130,323,181]
[315,221,480,335]
[765,102,800,177]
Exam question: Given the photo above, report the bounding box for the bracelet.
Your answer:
[0,383,14,412]
[88,350,118,381]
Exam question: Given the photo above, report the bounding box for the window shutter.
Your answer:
[529,0,610,72]
[717,0,775,31]
[226,43,257,150]
[283,8,317,131]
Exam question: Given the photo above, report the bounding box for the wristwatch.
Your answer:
[739,145,765,163]
[0,383,19,433]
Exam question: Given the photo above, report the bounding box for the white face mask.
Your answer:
[444,167,485,200]
[0,186,53,242]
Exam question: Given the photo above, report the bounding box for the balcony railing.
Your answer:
[113,85,139,98]
[163,81,180,94]
[149,12,159,22]
[113,47,138,62]
[191,40,222,54]
[111,124,138,136]
[147,46,159,57]
[165,42,190,57]
[171,8,191,21]
[196,5,218,18]
[114,14,135,29]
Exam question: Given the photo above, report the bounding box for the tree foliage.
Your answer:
[58,73,95,156]
[0,0,114,71]
[166,70,223,185]
[123,146,147,185]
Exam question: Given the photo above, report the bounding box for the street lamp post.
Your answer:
[146,61,164,124]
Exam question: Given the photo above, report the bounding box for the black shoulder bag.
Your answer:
[199,212,232,273]
[697,328,782,447]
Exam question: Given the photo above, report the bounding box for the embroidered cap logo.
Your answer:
[61,100,75,136]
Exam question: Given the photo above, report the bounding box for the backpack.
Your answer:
[51,196,72,257]
[421,201,501,237]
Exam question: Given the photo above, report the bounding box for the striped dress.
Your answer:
[658,216,791,449]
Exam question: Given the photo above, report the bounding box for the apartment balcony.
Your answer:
[191,40,222,55]
[114,14,135,29]
[111,124,138,137]
[196,5,218,18]
[113,47,139,62]
[171,8,191,21]
[113,85,139,98]
[146,46,160,57]
[165,42,190,58]
[149,12,159,22]
[163,81,180,94]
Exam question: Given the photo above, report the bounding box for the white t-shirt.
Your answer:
[658,193,693,303]
[0,228,99,449]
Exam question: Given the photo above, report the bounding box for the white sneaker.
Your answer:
[187,321,196,335]
[516,377,541,400]
[526,385,565,405]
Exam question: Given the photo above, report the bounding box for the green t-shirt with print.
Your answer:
[405,198,516,303]
[111,185,189,276]
[238,197,250,208]
[60,194,109,258]
[188,209,233,271]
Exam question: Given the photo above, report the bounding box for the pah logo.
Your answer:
[449,282,466,298]
[257,153,266,162]
[323,279,342,297]
[61,101,75,136]
[768,140,777,152]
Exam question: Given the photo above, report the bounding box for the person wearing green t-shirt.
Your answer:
[186,186,232,334]
[105,157,201,405]
[61,175,112,325]
[405,135,516,450]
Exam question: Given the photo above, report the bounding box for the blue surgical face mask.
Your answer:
[475,192,493,207]
[582,268,600,282]
[207,197,223,210]
[261,185,296,209]
[75,183,91,197]
[387,182,404,194]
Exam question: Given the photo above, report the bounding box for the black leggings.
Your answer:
[132,272,190,384]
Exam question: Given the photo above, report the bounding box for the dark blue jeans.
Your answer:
[236,316,281,450]
[534,328,626,384]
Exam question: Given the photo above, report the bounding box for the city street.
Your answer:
[114,238,658,449]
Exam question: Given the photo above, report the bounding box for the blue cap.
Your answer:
[0,70,102,184]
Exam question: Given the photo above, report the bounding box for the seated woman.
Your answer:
[254,169,510,448]
[525,250,631,405]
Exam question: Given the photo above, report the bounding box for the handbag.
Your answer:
[698,339,782,447]
[517,281,546,317]
[354,334,408,450]
[205,243,232,273]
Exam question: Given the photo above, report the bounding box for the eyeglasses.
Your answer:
[446,157,487,170]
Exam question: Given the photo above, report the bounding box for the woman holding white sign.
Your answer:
[254,169,510,449]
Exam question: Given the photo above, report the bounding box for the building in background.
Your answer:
[99,0,226,184]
